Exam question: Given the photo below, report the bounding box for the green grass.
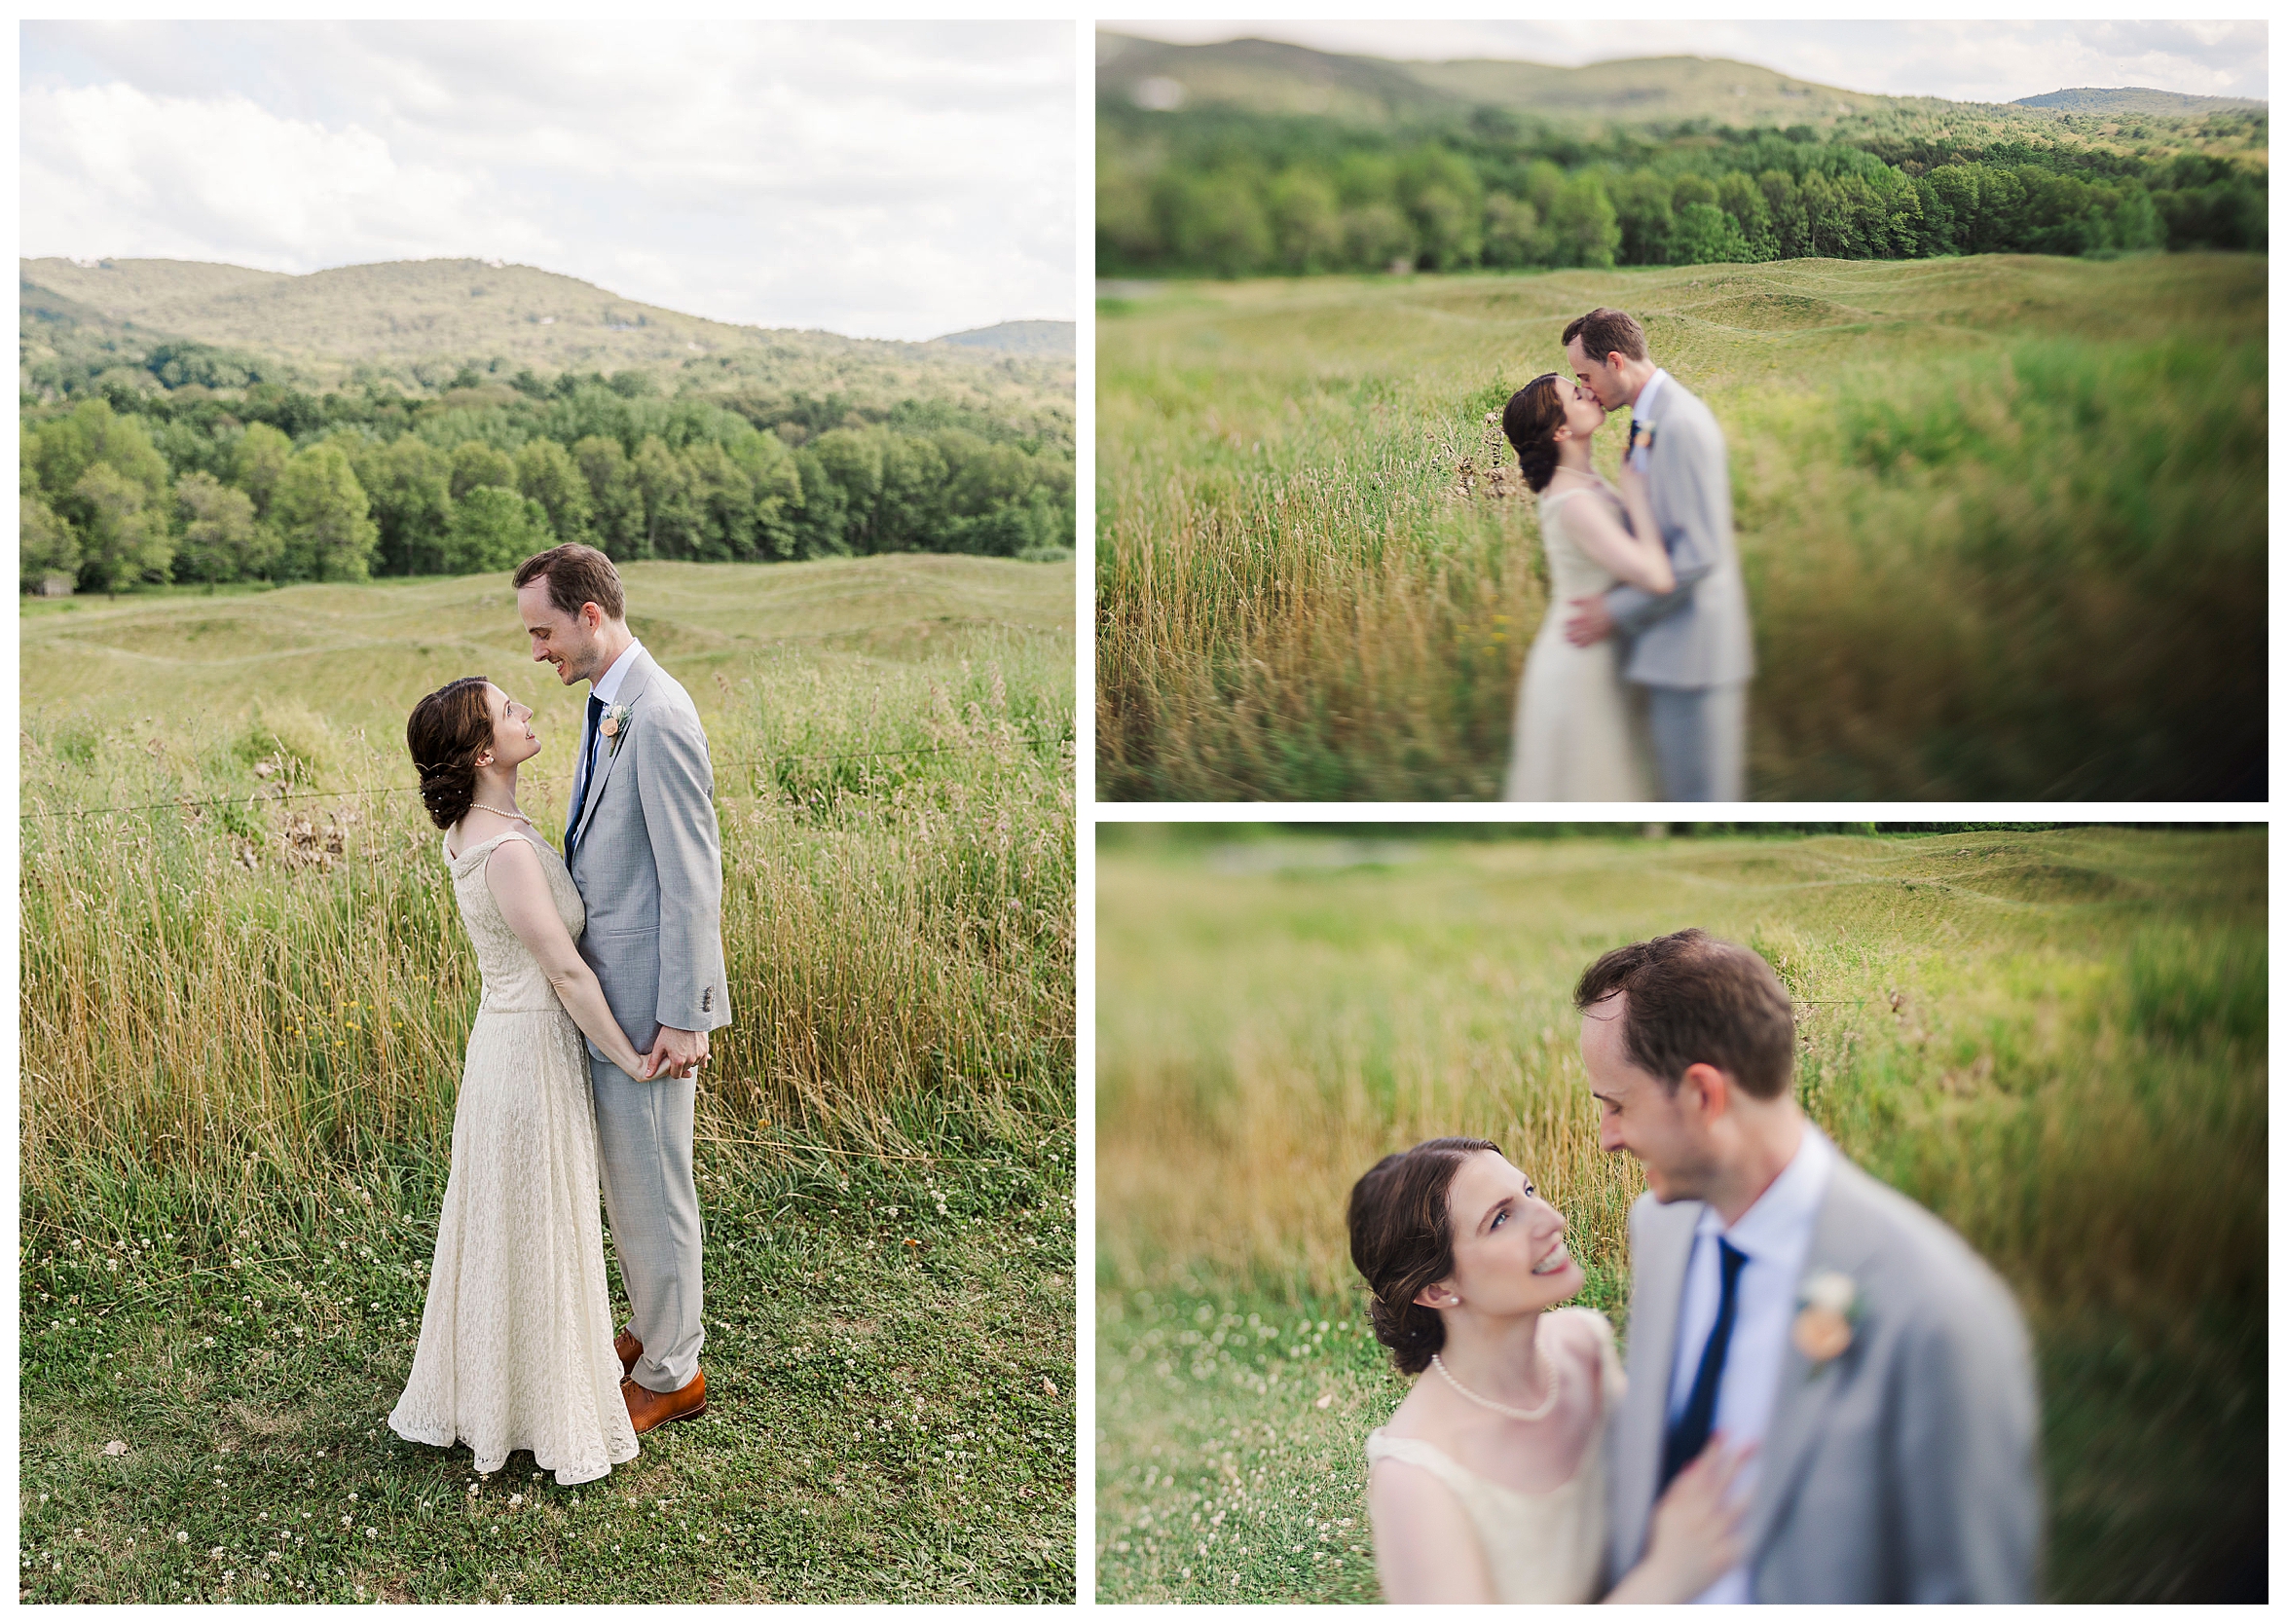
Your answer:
[1095,254,2266,799]
[1095,827,2265,1602]
[21,556,1078,1602]
[21,1132,1075,1603]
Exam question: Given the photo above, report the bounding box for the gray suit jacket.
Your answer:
[566,647,731,1056]
[1604,375,1755,689]
[1606,1130,2040,1602]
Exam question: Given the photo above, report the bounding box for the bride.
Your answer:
[1498,374,1675,801]
[1348,1137,1747,1603]
[388,677,654,1485]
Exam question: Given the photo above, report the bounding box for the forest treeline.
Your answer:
[19,370,1076,592]
[1097,107,2270,276]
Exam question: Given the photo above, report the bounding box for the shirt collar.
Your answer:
[591,638,646,706]
[1634,367,1672,424]
[1692,1120,1834,1259]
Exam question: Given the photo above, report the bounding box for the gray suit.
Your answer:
[1604,374,1754,801]
[566,646,730,1393]
[1607,1132,2041,1602]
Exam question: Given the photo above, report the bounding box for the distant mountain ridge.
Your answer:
[1097,31,2018,129]
[19,256,1074,413]
[931,319,1075,355]
[2011,87,2265,115]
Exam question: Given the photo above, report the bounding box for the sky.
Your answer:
[1101,19,2269,106]
[21,21,1076,343]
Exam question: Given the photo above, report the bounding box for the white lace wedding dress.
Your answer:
[1365,1308,1625,1602]
[387,827,638,1486]
[1503,478,1656,800]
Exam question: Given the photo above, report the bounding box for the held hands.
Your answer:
[1564,594,1617,648]
[638,1025,710,1082]
[1640,1434,1755,1602]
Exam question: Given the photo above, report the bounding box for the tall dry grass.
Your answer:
[20,577,1074,1236]
[1097,254,2266,799]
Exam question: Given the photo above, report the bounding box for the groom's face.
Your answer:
[1581,992,1715,1202]
[1565,337,1626,413]
[517,582,607,685]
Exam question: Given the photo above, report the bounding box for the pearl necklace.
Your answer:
[469,803,535,828]
[1430,1347,1560,1422]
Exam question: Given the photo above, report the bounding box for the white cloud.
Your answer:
[21,21,1077,340]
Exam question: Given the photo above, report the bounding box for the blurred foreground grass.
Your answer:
[21,556,1077,1601]
[1095,827,2264,1602]
[1096,255,2266,799]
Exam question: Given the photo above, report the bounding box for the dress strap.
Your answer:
[446,828,539,867]
[1365,1429,1484,1500]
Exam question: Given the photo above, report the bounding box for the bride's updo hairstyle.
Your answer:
[406,677,495,830]
[1500,373,1569,494]
[1347,1136,1501,1375]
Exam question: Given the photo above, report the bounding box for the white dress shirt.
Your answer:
[1627,368,1672,473]
[1662,1123,1835,1603]
[573,637,646,814]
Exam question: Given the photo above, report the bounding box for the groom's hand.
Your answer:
[1564,595,1616,647]
[646,1025,710,1083]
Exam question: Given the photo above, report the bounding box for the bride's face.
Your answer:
[482,683,541,774]
[1426,1150,1584,1319]
[1556,381,1606,443]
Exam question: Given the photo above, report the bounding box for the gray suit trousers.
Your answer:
[1644,683,1747,802]
[591,1057,705,1391]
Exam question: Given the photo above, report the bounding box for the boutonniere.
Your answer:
[1792,1270,1860,1366]
[599,702,634,756]
[1628,418,1657,455]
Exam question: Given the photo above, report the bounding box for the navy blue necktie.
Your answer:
[1661,1236,1750,1493]
[565,692,604,853]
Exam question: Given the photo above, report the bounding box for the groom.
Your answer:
[1577,930,2039,1602]
[1559,309,1753,801]
[514,542,729,1434]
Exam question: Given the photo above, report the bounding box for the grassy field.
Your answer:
[1095,254,2266,800]
[1095,827,2265,1603]
[19,556,1077,1603]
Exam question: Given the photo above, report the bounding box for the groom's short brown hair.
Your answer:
[514,542,625,622]
[1574,929,1795,1099]
[1562,307,1648,365]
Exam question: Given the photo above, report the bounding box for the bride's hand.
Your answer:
[1634,1435,1753,1601]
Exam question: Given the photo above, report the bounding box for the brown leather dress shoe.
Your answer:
[613,1327,643,1379]
[623,1367,707,1434]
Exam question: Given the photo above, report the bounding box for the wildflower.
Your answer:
[176,1532,188,1543]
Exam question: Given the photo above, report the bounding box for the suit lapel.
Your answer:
[572,651,655,853]
[1615,1194,1701,1568]
[1742,1151,1884,1563]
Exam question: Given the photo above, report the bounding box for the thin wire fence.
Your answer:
[21,731,1073,822]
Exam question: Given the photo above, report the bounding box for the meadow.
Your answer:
[20,556,1077,1602]
[1095,253,2266,800]
[1094,827,2265,1603]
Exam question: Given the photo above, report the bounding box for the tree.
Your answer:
[73,461,175,592]
[572,435,645,557]
[1545,173,1621,270]
[1397,145,1485,269]
[20,493,80,593]
[272,444,379,581]
[1162,168,1273,277]
[514,437,594,543]
[1758,169,1808,258]
[810,427,886,552]
[232,423,294,519]
[1609,168,1675,265]
[1670,203,1753,265]
[632,434,698,558]
[1481,192,1543,268]
[1717,172,1778,260]
[362,434,455,575]
[441,485,549,574]
[449,439,518,500]
[1267,169,1344,273]
[173,471,279,583]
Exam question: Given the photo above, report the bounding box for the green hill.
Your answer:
[2014,87,2266,116]
[1097,31,2031,131]
[931,319,1076,355]
[19,256,1074,415]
